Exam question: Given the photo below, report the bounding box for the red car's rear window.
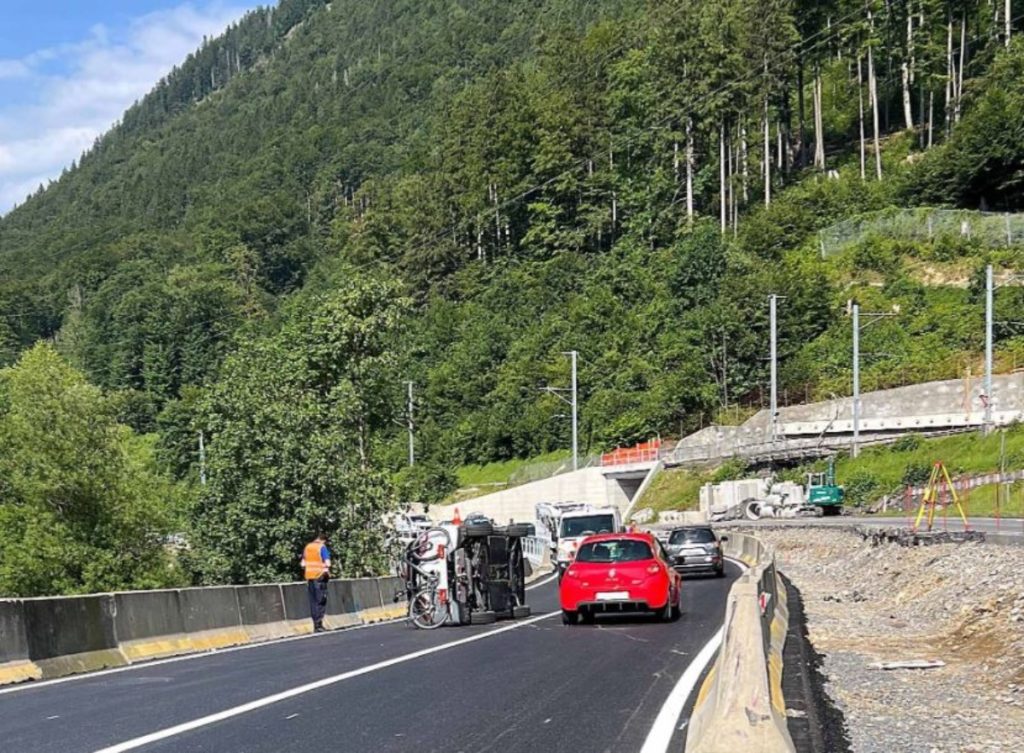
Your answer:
[575,539,652,563]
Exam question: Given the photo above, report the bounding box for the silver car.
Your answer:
[665,526,727,577]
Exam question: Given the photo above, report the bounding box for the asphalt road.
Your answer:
[0,566,739,753]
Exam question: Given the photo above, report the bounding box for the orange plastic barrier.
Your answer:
[601,438,662,467]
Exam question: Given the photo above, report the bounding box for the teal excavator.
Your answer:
[806,457,845,515]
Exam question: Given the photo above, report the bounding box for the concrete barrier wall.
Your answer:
[0,601,40,684]
[236,585,290,642]
[179,587,248,651]
[280,582,315,635]
[374,577,408,621]
[685,532,796,753]
[113,590,189,662]
[0,576,408,687]
[21,595,125,679]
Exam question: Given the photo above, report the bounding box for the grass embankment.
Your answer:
[455,449,572,487]
[447,450,573,504]
[637,461,749,515]
[798,427,1024,518]
[875,479,1024,519]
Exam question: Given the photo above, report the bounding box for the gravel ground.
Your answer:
[742,528,1024,753]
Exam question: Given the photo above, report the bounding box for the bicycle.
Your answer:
[402,527,451,630]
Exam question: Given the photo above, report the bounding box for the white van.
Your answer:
[555,506,623,579]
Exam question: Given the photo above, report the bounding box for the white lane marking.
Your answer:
[639,627,723,753]
[94,611,559,753]
[639,556,750,753]
[526,572,557,590]
[284,713,299,720]
[1,576,559,697]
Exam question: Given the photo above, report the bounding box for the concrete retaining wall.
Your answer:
[0,576,405,687]
[685,532,795,753]
[429,466,634,525]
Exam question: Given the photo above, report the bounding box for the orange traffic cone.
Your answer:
[452,507,462,525]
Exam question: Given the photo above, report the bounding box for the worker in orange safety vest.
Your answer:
[301,533,332,632]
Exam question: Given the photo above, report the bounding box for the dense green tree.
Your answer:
[190,276,409,584]
[0,345,182,596]
[1,1,1024,598]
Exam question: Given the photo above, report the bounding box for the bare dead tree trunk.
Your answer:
[740,122,749,203]
[945,15,954,134]
[797,60,806,166]
[686,119,695,222]
[776,121,783,174]
[900,64,913,131]
[1007,0,1013,46]
[867,13,883,180]
[956,13,967,123]
[928,89,934,147]
[728,133,736,230]
[813,67,825,169]
[909,8,917,131]
[719,119,727,233]
[858,55,867,178]
[490,183,501,249]
[763,97,771,205]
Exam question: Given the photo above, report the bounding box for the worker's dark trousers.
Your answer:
[307,579,328,629]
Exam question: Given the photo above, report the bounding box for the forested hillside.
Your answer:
[2,0,1023,594]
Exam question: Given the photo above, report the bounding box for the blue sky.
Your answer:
[0,1,261,214]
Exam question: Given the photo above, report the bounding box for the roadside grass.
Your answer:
[455,449,572,488]
[639,467,708,514]
[874,479,1024,519]
[792,425,1024,517]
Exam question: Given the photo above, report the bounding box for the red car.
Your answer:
[559,532,682,625]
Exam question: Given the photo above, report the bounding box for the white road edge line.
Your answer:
[94,610,559,753]
[0,572,558,697]
[639,556,751,753]
[638,627,723,753]
[526,572,558,590]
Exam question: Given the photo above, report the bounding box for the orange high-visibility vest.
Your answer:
[303,542,328,580]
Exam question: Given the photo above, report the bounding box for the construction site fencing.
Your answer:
[818,208,1024,258]
[877,468,1024,512]
[601,438,662,467]
[505,454,599,487]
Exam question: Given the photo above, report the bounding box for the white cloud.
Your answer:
[0,60,30,79]
[0,2,256,215]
